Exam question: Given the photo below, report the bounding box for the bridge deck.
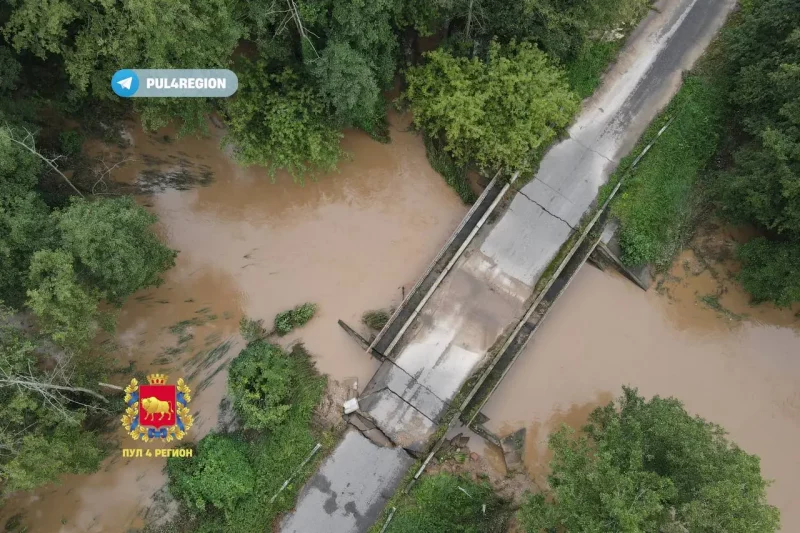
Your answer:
[282,0,737,530]
[359,0,736,454]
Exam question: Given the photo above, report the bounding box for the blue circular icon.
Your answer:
[111,69,139,97]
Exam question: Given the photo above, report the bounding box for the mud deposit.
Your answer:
[482,237,800,530]
[0,113,467,532]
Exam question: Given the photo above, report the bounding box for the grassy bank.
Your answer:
[380,473,510,533]
[605,69,727,269]
[566,39,625,100]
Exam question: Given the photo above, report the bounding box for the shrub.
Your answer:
[58,130,85,157]
[405,41,578,176]
[273,302,317,336]
[737,237,800,306]
[386,473,510,533]
[362,309,391,330]
[227,341,295,431]
[167,434,254,516]
[238,316,266,342]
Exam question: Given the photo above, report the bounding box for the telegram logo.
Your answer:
[111,69,139,97]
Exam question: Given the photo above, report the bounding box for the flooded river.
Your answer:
[482,250,800,531]
[0,112,467,532]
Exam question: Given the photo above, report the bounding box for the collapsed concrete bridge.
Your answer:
[281,0,737,531]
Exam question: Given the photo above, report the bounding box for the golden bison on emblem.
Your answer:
[121,374,193,442]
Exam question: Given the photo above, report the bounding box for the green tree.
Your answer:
[736,237,800,307]
[4,0,244,135]
[426,0,648,63]
[225,62,342,181]
[311,41,381,131]
[405,41,578,175]
[167,433,254,516]
[0,128,54,307]
[519,387,780,533]
[717,0,800,231]
[55,196,176,303]
[704,0,800,304]
[25,250,101,351]
[0,310,105,495]
[227,341,296,431]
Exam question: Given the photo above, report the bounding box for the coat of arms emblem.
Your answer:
[121,374,193,442]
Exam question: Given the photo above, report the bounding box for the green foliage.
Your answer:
[227,341,295,431]
[422,133,476,204]
[612,75,726,268]
[464,0,649,63]
[362,309,391,330]
[224,62,343,181]
[25,250,101,351]
[700,0,800,305]
[710,0,800,235]
[0,310,105,495]
[386,473,510,533]
[166,344,326,532]
[0,46,22,93]
[238,316,266,343]
[167,434,254,516]
[0,191,53,308]
[273,302,317,336]
[565,40,622,99]
[58,130,85,157]
[5,0,244,135]
[406,41,578,176]
[311,41,382,132]
[519,387,780,533]
[736,237,800,307]
[55,196,177,303]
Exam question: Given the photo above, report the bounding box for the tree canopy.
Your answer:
[0,308,106,495]
[519,387,780,533]
[224,63,343,181]
[703,0,800,305]
[713,0,800,235]
[405,41,578,175]
[0,123,176,494]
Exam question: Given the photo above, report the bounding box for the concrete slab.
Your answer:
[480,194,574,286]
[281,429,413,533]
[359,388,436,454]
[363,362,447,422]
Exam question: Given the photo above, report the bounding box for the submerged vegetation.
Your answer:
[362,309,391,331]
[274,302,317,336]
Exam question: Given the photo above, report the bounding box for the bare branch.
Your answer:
[0,126,85,198]
[91,153,136,195]
[0,377,109,403]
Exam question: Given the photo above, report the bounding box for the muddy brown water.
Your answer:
[483,258,800,531]
[0,112,467,532]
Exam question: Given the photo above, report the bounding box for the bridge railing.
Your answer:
[368,169,517,357]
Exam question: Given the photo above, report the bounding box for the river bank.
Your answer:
[480,224,800,531]
[0,112,467,532]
